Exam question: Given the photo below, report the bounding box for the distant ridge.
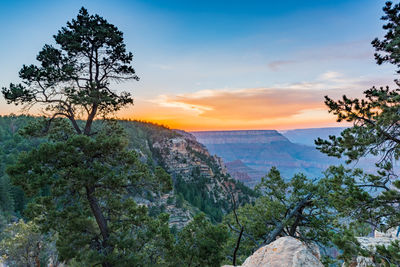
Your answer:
[191,130,289,144]
[191,130,337,187]
[192,130,278,133]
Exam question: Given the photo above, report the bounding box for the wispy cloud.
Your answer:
[155,87,324,120]
[153,71,394,119]
[126,71,395,130]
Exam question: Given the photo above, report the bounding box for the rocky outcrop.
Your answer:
[153,134,227,178]
[342,256,374,267]
[343,229,400,267]
[160,194,193,229]
[357,236,398,251]
[124,124,254,228]
[153,134,243,204]
[223,236,323,267]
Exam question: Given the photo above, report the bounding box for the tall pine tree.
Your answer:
[2,7,172,266]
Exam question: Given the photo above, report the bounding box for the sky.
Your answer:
[0,0,397,130]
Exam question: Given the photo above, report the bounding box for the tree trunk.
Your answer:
[35,241,41,267]
[85,186,113,267]
[263,194,313,245]
[68,116,82,134]
[233,226,244,266]
[288,206,305,236]
[84,104,97,136]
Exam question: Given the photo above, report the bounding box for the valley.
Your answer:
[191,129,341,187]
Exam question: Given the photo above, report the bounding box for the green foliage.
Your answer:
[316,86,400,164]
[0,214,8,238]
[372,1,400,73]
[0,219,51,266]
[166,195,174,205]
[7,122,171,265]
[320,165,400,231]
[2,7,137,124]
[0,115,43,217]
[174,174,224,222]
[155,166,173,193]
[0,175,14,214]
[223,167,343,265]
[174,213,229,267]
[175,193,184,209]
[330,226,363,264]
[0,6,183,266]
[314,1,400,232]
[100,213,176,267]
[374,240,400,266]
[315,1,400,262]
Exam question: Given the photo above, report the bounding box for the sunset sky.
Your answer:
[0,0,397,130]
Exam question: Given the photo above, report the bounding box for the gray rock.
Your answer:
[223,236,323,267]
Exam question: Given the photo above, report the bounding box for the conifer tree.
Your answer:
[2,7,171,266]
[316,0,400,231]
[315,1,400,265]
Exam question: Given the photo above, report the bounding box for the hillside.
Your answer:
[191,130,340,186]
[0,116,254,228]
[120,121,256,223]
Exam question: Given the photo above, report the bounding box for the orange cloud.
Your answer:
[119,87,341,130]
[120,100,339,131]
[2,71,391,131]
[161,88,325,120]
[119,72,395,131]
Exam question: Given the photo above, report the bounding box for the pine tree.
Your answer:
[2,7,172,266]
[314,1,400,265]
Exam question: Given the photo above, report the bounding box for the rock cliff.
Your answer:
[192,130,289,144]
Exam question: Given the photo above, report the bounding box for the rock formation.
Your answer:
[222,236,323,267]
[225,160,263,188]
[122,122,254,228]
[343,229,400,267]
[192,130,289,145]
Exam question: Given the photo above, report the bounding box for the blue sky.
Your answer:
[0,0,396,130]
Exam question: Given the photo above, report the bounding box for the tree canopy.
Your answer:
[223,167,347,265]
[315,1,400,232]
[314,1,400,265]
[2,7,137,135]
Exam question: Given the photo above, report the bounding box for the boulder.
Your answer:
[223,236,323,267]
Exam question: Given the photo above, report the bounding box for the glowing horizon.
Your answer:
[0,0,397,131]
[0,70,394,131]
